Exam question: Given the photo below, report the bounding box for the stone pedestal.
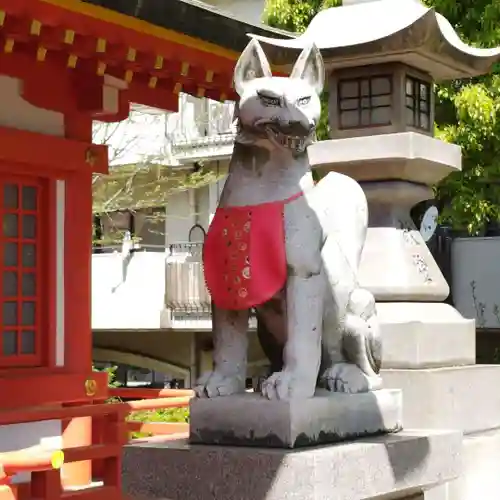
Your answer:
[189,389,402,448]
[358,181,448,301]
[123,430,462,500]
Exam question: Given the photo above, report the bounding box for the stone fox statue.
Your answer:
[197,39,382,401]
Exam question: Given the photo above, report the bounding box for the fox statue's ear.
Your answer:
[234,39,272,96]
[290,43,324,96]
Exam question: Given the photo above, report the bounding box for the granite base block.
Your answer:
[123,430,462,500]
[189,389,402,448]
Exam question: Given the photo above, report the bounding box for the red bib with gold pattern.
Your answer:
[203,193,303,310]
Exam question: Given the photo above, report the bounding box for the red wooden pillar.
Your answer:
[61,114,95,488]
[63,114,94,372]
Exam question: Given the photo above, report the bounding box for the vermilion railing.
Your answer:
[109,388,192,439]
[0,446,64,485]
[0,389,192,500]
[109,388,194,399]
[109,388,194,439]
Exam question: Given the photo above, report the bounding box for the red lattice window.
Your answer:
[0,178,45,367]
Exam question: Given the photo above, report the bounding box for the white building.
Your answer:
[91,1,269,387]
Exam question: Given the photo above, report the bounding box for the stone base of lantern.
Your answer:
[382,365,500,434]
[378,304,500,500]
[379,302,476,369]
[381,364,500,500]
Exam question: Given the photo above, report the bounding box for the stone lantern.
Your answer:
[253,0,500,495]
[252,0,500,349]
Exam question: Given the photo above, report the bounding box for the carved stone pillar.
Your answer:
[358,181,448,301]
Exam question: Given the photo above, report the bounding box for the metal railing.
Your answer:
[92,243,166,254]
[92,242,204,255]
[169,96,235,147]
[165,242,210,312]
[167,241,203,257]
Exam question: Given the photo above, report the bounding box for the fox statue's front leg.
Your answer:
[194,307,249,398]
[261,198,324,400]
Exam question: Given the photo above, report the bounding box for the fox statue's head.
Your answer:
[233,39,324,155]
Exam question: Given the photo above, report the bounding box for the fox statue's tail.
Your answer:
[257,171,380,380]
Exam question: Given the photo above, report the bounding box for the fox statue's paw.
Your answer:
[322,363,382,394]
[194,371,246,398]
[261,369,316,400]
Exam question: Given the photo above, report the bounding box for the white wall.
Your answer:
[197,185,211,231]
[452,237,500,328]
[165,190,195,243]
[92,253,168,329]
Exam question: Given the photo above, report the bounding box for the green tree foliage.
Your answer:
[92,364,189,438]
[263,0,500,234]
[429,0,500,234]
[263,0,340,33]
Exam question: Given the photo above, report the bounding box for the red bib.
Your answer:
[203,193,303,310]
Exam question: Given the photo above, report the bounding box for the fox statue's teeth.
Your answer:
[273,129,307,153]
[236,119,315,153]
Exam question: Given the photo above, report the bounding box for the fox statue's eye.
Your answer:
[297,96,311,106]
[257,92,281,107]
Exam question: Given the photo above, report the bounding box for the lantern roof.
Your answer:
[250,0,500,81]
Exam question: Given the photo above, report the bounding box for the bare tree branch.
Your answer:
[92,102,225,245]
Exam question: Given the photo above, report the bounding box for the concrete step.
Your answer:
[382,364,500,434]
[424,427,500,500]
[378,302,475,369]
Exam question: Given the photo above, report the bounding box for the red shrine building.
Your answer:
[0,0,284,498]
